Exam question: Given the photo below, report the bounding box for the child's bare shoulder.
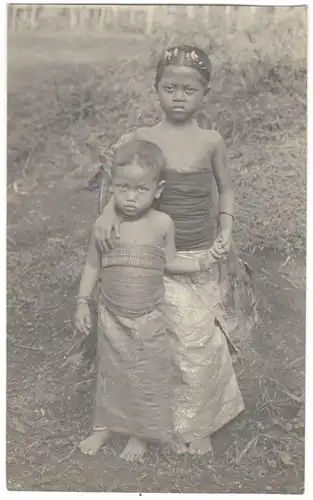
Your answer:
[149,209,173,229]
[200,128,223,146]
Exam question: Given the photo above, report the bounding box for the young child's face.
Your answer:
[157,65,208,123]
[112,163,164,218]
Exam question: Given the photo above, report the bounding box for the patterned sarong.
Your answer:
[164,250,245,443]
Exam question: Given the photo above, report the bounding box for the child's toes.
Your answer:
[79,430,110,455]
[119,437,146,462]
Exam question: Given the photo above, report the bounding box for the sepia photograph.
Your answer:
[6,1,307,494]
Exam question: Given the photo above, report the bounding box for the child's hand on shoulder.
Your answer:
[75,301,92,335]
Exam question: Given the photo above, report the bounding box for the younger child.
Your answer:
[75,138,216,462]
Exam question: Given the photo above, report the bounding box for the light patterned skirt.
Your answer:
[164,249,245,443]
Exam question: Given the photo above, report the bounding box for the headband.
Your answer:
[155,46,212,87]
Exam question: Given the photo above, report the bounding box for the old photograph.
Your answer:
[7,2,306,494]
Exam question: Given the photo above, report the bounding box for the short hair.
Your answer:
[112,138,167,181]
[155,45,212,90]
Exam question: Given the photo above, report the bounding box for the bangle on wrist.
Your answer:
[220,212,234,220]
[76,296,91,305]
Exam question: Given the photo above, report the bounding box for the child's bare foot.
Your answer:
[188,436,212,456]
[119,436,147,462]
[79,429,111,455]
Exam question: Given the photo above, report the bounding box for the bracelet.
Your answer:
[76,296,91,305]
[220,212,234,220]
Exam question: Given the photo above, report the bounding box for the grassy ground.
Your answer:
[7,18,306,493]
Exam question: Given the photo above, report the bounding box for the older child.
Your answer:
[75,138,215,462]
[93,45,258,456]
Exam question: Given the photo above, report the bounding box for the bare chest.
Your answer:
[118,219,165,247]
[137,127,215,172]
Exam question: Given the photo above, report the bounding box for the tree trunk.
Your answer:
[10,5,19,32]
[145,6,154,35]
[98,7,106,30]
[225,5,232,29]
[69,7,77,29]
[29,4,38,30]
[186,6,196,20]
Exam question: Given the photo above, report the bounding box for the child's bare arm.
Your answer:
[75,228,101,334]
[211,135,234,257]
[163,215,214,273]
[77,228,101,300]
[212,135,235,231]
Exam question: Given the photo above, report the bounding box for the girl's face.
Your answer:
[156,65,208,123]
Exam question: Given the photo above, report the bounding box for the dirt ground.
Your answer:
[7,34,305,493]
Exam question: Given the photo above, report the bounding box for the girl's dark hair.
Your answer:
[113,139,167,181]
[155,45,212,89]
